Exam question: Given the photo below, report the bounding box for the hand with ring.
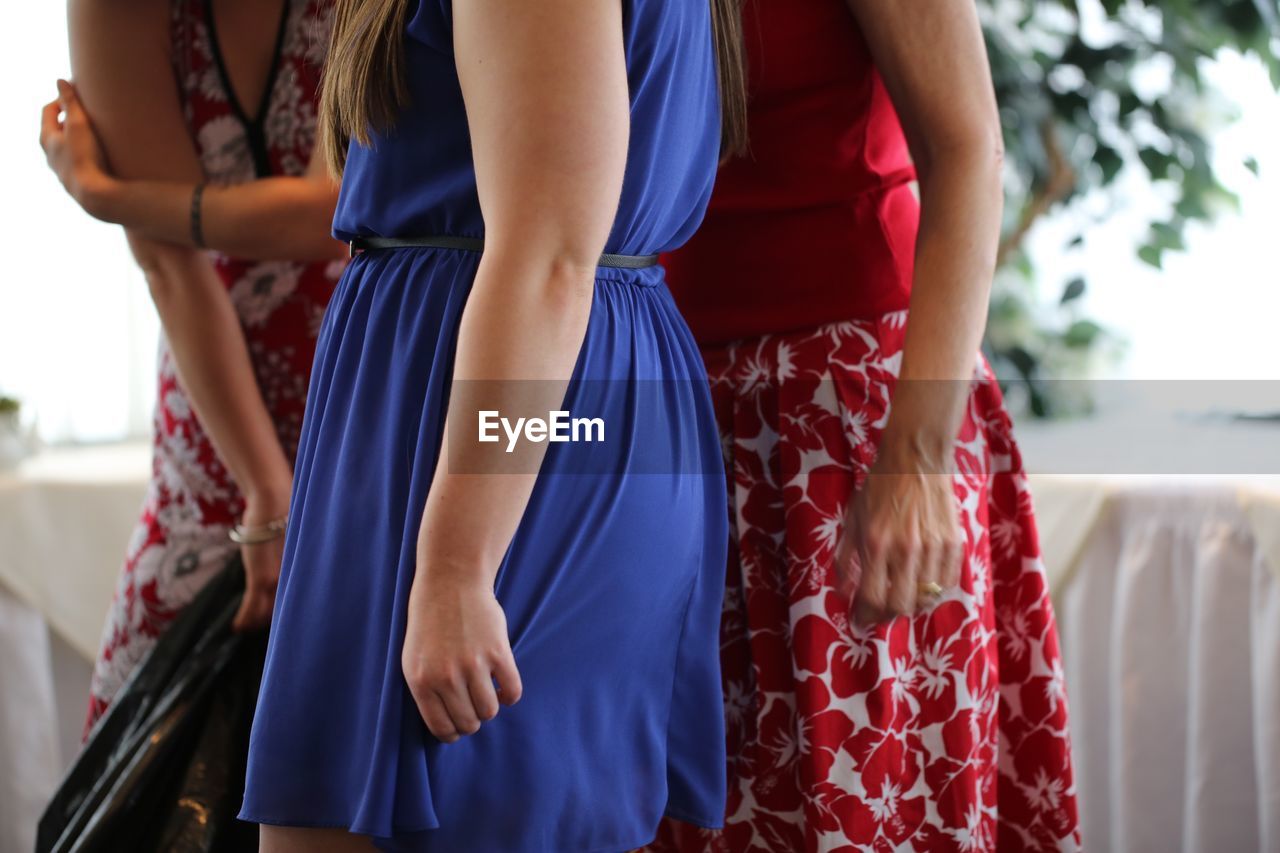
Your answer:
[834,439,964,627]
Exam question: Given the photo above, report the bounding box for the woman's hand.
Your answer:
[835,439,964,626]
[232,489,291,632]
[402,569,523,743]
[39,79,118,221]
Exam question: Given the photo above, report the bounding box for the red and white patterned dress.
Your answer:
[86,0,341,730]
[647,318,1081,851]
[648,0,1081,847]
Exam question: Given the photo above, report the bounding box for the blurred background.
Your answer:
[3,0,1280,443]
[1,1,1278,851]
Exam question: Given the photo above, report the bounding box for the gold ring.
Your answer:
[917,581,944,598]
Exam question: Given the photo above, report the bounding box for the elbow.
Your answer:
[131,244,174,301]
[126,231,198,307]
[289,232,349,263]
[141,262,182,309]
[913,118,1005,192]
[480,242,601,306]
[545,253,600,300]
[526,253,598,312]
[300,189,347,262]
[316,235,352,263]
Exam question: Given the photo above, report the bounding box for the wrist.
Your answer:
[414,527,503,588]
[76,172,122,223]
[242,477,293,521]
[413,555,495,592]
[876,427,955,476]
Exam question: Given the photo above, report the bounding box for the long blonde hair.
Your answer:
[318,0,747,175]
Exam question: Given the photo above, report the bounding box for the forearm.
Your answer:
[88,176,344,262]
[417,252,595,581]
[882,146,1002,464]
[409,0,623,586]
[132,234,294,510]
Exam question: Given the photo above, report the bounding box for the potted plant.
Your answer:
[0,395,28,470]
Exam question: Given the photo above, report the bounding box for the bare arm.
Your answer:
[402,0,630,741]
[847,0,1004,456]
[838,0,1004,622]
[66,0,293,629]
[42,81,344,262]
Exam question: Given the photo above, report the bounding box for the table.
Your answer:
[0,442,148,853]
[1017,402,1280,853]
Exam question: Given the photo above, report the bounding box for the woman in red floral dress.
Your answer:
[648,0,1081,850]
[41,0,343,731]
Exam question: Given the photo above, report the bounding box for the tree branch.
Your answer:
[997,118,1077,268]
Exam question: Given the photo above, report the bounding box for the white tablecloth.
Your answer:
[0,443,148,853]
[0,443,150,659]
[1027,471,1280,852]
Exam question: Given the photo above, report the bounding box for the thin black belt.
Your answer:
[348,235,660,270]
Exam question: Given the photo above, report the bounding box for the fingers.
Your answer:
[404,663,470,743]
[232,544,280,632]
[55,79,79,112]
[940,524,965,590]
[466,669,501,723]
[440,681,484,738]
[852,595,884,629]
[232,570,258,632]
[413,690,459,744]
[59,82,88,129]
[492,651,524,706]
[915,524,965,610]
[855,526,890,615]
[406,652,523,743]
[39,100,62,152]
[885,536,921,617]
[231,585,274,632]
[833,510,867,600]
[231,596,253,633]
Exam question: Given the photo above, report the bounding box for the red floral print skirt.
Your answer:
[647,312,1081,852]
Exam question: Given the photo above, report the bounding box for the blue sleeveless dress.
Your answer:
[237,1,727,850]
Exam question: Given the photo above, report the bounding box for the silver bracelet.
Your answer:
[228,515,288,545]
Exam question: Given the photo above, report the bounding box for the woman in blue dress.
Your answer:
[238,0,745,850]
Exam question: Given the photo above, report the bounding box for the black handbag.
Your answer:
[36,556,266,853]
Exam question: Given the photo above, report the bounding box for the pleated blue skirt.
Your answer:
[238,247,728,852]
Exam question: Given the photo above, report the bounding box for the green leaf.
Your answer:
[1139,147,1177,181]
[1150,221,1187,251]
[1003,345,1039,377]
[1175,193,1211,221]
[1060,277,1087,304]
[1118,91,1146,121]
[1138,244,1164,269]
[1094,145,1125,184]
[1063,320,1105,348]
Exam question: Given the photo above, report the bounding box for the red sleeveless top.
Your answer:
[663,0,919,345]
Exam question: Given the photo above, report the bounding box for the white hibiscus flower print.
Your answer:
[229,261,301,327]
[197,114,254,183]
